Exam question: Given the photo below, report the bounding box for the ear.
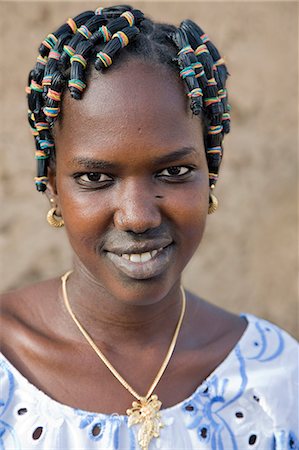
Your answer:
[47,166,57,195]
[45,166,62,215]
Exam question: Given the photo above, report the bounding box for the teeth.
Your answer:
[121,249,162,262]
[140,252,152,262]
[130,254,142,262]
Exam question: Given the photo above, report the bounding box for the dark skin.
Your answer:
[0,59,246,415]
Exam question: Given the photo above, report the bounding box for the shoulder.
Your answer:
[187,291,298,358]
[0,277,61,355]
[236,314,298,423]
[185,291,248,349]
[231,313,298,382]
[189,312,298,434]
[240,313,298,358]
[0,276,61,320]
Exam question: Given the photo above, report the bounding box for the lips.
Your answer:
[105,243,174,280]
[104,238,173,256]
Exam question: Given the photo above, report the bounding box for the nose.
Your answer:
[113,180,162,233]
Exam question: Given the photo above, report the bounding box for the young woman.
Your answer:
[0,5,297,450]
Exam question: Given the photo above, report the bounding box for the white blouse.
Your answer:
[0,314,298,450]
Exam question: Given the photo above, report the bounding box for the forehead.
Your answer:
[55,59,203,160]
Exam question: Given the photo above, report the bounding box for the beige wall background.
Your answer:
[0,1,298,338]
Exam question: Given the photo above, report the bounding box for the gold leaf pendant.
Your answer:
[127,394,164,450]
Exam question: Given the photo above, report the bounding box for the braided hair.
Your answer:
[26,5,230,193]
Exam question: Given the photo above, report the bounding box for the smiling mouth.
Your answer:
[105,244,174,280]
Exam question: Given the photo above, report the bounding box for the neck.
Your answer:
[59,261,184,349]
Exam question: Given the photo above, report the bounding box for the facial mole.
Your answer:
[155,195,163,199]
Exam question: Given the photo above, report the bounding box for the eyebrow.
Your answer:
[71,157,120,170]
[152,147,198,165]
[71,147,198,170]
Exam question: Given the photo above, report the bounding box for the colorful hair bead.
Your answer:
[47,89,62,102]
[42,75,53,87]
[25,86,31,94]
[41,40,52,50]
[44,106,60,118]
[48,50,61,60]
[30,81,43,93]
[192,62,203,70]
[39,140,54,149]
[34,176,48,187]
[215,57,225,66]
[35,150,49,160]
[71,54,87,69]
[35,122,49,131]
[78,25,92,40]
[30,126,38,136]
[112,31,129,48]
[42,33,58,50]
[95,7,104,15]
[37,55,48,66]
[207,147,222,155]
[204,97,221,107]
[193,62,205,78]
[68,79,87,92]
[180,66,195,79]
[195,44,209,56]
[99,25,112,42]
[178,45,193,56]
[188,88,203,98]
[222,112,230,121]
[200,33,209,43]
[209,172,218,181]
[208,125,223,134]
[67,18,77,34]
[218,89,227,99]
[96,51,113,68]
[207,77,217,86]
[208,126,223,135]
[195,70,205,79]
[121,11,135,27]
[63,45,76,58]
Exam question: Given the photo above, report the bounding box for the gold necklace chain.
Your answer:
[61,270,186,450]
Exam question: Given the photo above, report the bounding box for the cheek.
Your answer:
[170,184,209,248]
[56,177,112,252]
[63,199,111,250]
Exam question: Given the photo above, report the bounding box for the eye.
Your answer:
[158,166,193,178]
[75,172,113,187]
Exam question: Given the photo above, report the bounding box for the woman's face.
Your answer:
[50,59,209,303]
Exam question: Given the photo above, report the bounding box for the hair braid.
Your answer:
[95,25,140,70]
[172,30,203,116]
[38,11,95,57]
[26,5,230,192]
[171,20,231,187]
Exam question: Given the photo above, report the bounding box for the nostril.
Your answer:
[114,200,162,233]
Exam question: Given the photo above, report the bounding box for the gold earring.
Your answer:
[208,193,218,214]
[47,207,64,227]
